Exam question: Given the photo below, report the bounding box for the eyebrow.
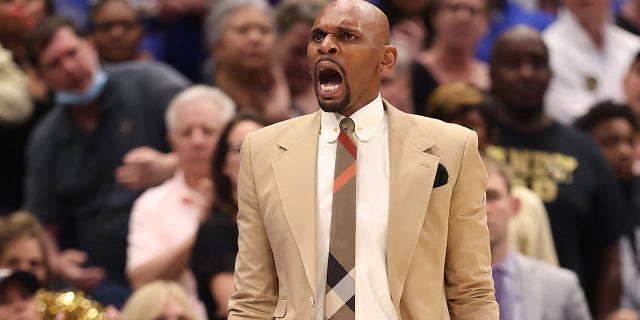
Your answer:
[310,26,362,36]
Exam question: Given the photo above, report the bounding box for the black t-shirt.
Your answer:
[487,121,628,298]
[190,212,238,320]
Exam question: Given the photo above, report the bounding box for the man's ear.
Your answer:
[510,196,521,217]
[379,45,397,72]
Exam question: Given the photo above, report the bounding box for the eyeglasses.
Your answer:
[92,20,141,33]
[441,3,487,16]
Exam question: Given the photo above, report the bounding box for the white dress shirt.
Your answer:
[315,95,397,320]
[543,9,640,125]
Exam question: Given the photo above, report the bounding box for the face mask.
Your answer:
[54,70,109,106]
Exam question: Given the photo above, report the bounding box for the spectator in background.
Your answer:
[575,102,640,315]
[380,42,415,113]
[0,0,53,215]
[89,0,148,63]
[274,0,325,117]
[412,0,490,115]
[623,52,640,175]
[0,44,33,127]
[474,1,555,62]
[190,112,267,320]
[379,0,431,52]
[426,81,559,266]
[487,25,627,319]
[127,85,235,320]
[484,155,591,320]
[543,0,640,124]
[121,280,197,320]
[616,0,640,36]
[0,211,49,288]
[0,0,53,67]
[205,0,290,123]
[23,16,188,307]
[0,270,43,320]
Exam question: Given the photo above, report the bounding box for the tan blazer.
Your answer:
[228,103,498,320]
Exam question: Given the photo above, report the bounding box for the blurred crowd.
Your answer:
[0,0,640,319]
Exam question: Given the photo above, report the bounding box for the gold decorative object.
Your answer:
[34,289,108,320]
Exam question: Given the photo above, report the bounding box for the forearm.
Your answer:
[210,272,235,317]
[127,235,194,288]
[592,245,622,320]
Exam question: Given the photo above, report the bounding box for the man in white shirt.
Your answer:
[228,0,498,319]
[543,0,640,125]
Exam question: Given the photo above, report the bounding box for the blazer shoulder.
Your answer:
[390,107,475,144]
[517,254,580,287]
[250,113,317,140]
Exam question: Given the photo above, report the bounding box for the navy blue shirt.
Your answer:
[24,61,189,284]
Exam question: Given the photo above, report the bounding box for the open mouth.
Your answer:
[316,61,343,97]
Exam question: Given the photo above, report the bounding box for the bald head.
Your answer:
[491,25,547,66]
[320,0,391,45]
[490,25,550,117]
[308,0,397,115]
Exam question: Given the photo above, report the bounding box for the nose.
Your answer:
[61,55,78,74]
[109,24,126,39]
[248,27,263,43]
[318,35,338,55]
[190,128,207,146]
[518,62,534,79]
[619,141,633,159]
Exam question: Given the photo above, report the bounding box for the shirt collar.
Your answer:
[320,94,384,143]
[493,250,518,277]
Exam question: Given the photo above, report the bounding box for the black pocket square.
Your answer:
[433,163,448,188]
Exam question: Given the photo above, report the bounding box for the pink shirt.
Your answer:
[127,171,207,319]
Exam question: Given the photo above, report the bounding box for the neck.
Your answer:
[495,100,551,132]
[183,168,210,189]
[215,64,271,110]
[490,240,509,267]
[431,43,474,69]
[1,39,26,65]
[575,13,606,47]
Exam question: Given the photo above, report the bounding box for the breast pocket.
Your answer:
[273,297,287,318]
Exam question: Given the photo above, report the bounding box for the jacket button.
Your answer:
[310,297,315,307]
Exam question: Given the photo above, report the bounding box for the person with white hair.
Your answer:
[204,0,290,123]
[126,85,235,320]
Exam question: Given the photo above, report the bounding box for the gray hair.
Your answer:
[165,85,236,132]
[204,0,273,49]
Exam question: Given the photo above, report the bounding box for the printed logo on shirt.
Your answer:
[486,146,578,202]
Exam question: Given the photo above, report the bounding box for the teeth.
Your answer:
[320,83,339,92]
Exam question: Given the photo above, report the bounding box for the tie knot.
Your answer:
[340,117,355,133]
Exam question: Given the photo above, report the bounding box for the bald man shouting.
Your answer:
[228,1,498,319]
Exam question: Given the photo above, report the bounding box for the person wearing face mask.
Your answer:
[22,16,189,308]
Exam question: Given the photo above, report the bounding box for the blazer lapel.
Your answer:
[272,111,321,297]
[517,255,542,320]
[385,103,440,305]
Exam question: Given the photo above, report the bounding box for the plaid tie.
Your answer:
[325,117,357,320]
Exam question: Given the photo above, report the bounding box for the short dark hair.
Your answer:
[25,16,82,68]
[89,0,143,31]
[574,100,639,133]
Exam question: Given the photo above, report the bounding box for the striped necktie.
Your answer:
[325,117,357,320]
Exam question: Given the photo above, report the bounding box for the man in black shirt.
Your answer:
[487,25,628,320]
